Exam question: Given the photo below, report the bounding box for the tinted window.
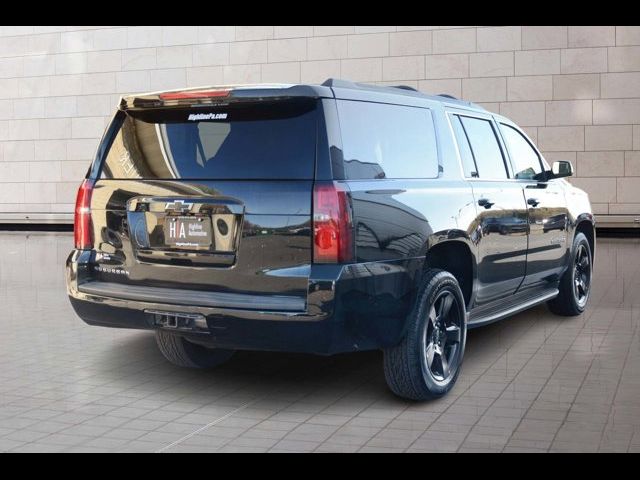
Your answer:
[450,115,478,177]
[459,116,508,179]
[100,100,317,180]
[337,100,438,179]
[500,124,543,180]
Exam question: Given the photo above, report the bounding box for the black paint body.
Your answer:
[67,81,594,354]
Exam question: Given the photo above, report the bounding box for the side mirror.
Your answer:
[551,160,573,179]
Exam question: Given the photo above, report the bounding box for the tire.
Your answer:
[383,269,467,401]
[547,232,592,316]
[155,330,235,368]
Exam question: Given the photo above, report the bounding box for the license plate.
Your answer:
[164,216,212,248]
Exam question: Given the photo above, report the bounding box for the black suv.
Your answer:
[66,79,595,400]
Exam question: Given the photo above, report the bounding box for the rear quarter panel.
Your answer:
[331,101,479,348]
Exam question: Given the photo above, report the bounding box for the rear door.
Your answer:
[448,112,529,306]
[88,98,319,311]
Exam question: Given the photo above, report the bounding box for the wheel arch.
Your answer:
[574,213,596,263]
[424,238,476,309]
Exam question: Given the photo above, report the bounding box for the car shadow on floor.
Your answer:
[89,303,557,404]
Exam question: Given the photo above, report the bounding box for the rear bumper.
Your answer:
[67,250,420,355]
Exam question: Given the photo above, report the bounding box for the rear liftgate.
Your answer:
[127,196,244,333]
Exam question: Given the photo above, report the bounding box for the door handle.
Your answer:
[527,198,540,207]
[478,198,494,209]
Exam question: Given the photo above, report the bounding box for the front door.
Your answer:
[497,122,569,290]
[521,180,569,288]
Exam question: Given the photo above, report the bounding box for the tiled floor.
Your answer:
[1,232,639,453]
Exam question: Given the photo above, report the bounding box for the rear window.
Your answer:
[100,99,317,180]
[336,100,439,180]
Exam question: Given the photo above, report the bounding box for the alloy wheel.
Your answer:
[423,290,463,384]
[573,243,591,308]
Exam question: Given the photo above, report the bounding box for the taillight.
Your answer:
[313,182,354,263]
[74,179,94,250]
[159,89,230,100]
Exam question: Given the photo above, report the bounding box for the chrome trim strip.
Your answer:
[468,289,558,329]
[78,281,306,313]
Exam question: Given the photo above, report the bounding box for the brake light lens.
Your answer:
[74,179,95,250]
[159,89,231,100]
[313,182,354,263]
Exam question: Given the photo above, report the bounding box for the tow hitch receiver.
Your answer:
[146,310,208,333]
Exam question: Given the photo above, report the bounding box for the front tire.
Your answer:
[383,269,467,401]
[547,232,592,316]
[155,330,235,368]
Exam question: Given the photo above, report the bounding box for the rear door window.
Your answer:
[100,99,318,180]
[449,114,478,178]
[336,100,439,179]
[458,116,509,180]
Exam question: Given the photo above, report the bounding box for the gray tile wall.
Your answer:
[0,26,638,218]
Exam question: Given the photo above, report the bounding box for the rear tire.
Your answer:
[383,269,467,401]
[547,232,592,316]
[155,330,235,368]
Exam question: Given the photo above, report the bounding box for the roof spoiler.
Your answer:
[119,84,331,110]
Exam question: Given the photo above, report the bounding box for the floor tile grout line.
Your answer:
[457,313,569,452]
[220,360,380,452]
[102,353,302,449]
[155,390,275,453]
[500,299,615,453]
[153,360,308,452]
[544,350,601,451]
[457,308,575,452]
[10,353,296,451]
[352,400,417,453]
[10,357,231,451]
[626,303,640,453]
[3,236,639,453]
[265,376,386,449]
[403,319,536,452]
[499,311,596,452]
[402,313,544,452]
[157,355,372,452]
[266,379,380,452]
[310,383,388,453]
[4,343,326,452]
[596,303,637,452]
[351,331,527,453]
[544,272,636,452]
[4,350,179,451]
[244,359,381,452]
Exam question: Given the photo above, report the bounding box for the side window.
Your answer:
[459,116,509,179]
[449,114,478,178]
[500,124,544,180]
[336,100,439,179]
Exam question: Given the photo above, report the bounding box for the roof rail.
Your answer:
[320,78,483,110]
[321,78,355,88]
[322,78,419,93]
[392,85,419,92]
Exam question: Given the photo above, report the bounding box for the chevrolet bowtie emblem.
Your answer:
[165,200,194,214]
